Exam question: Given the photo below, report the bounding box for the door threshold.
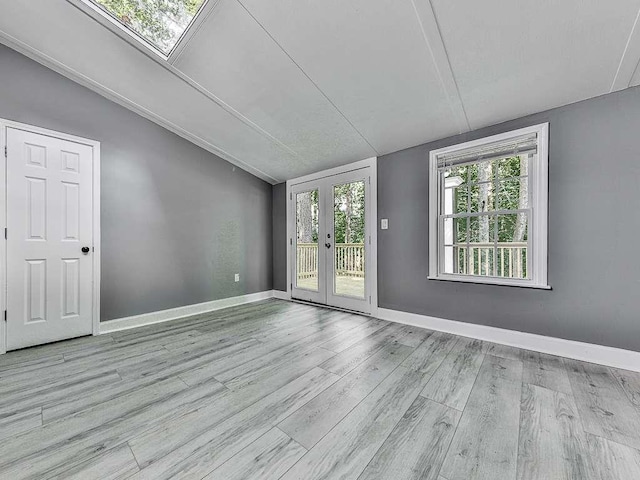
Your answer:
[289,297,371,317]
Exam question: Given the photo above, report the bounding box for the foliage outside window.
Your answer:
[295,182,366,297]
[88,0,206,54]
[333,182,365,244]
[428,124,549,289]
[295,183,366,245]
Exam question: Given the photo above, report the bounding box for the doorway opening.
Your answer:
[286,158,377,315]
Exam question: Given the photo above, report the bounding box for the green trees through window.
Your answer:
[443,155,530,279]
[294,182,365,245]
[333,181,365,244]
[446,155,528,244]
[91,0,205,54]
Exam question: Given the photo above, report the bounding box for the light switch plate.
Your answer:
[381,219,389,230]
[234,274,240,282]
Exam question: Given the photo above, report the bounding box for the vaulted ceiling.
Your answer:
[1,0,640,183]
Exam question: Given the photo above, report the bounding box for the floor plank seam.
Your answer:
[126,441,143,471]
[353,389,419,480]
[417,391,464,413]
[433,414,462,480]
[587,432,640,455]
[175,375,192,389]
[514,380,526,480]
[314,365,334,376]
[278,361,408,454]
[437,352,491,478]
[609,365,640,419]
[521,380,574,395]
[564,360,599,445]
[205,369,338,479]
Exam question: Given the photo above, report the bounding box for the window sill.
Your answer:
[427,275,551,290]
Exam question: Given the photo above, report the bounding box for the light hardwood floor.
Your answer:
[1,299,639,479]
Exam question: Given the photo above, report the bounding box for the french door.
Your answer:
[290,167,373,314]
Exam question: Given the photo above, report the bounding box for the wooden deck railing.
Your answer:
[297,242,527,279]
[452,242,527,278]
[335,243,365,277]
[296,243,319,279]
[296,243,365,278]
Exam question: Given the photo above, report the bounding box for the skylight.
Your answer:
[88,0,206,55]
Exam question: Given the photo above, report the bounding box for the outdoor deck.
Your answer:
[296,243,365,298]
[296,275,365,298]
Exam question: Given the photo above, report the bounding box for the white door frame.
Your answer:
[285,157,378,317]
[0,118,101,354]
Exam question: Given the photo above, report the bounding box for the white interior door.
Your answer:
[6,127,94,350]
[289,166,372,314]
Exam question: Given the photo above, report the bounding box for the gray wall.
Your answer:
[273,86,640,352]
[378,87,640,353]
[0,44,273,321]
[272,183,288,292]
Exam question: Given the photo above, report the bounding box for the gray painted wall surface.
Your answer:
[273,86,640,352]
[378,87,640,352]
[272,183,287,292]
[0,45,273,321]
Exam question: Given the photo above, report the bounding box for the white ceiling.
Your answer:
[1,0,640,183]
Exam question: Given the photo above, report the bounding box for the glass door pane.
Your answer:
[332,181,365,299]
[295,189,319,291]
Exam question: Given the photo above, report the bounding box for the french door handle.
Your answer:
[325,243,331,249]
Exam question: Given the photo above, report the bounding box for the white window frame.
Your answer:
[428,123,550,289]
[68,0,215,61]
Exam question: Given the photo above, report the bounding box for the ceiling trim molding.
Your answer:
[410,0,470,133]
[0,30,281,184]
[611,6,640,92]
[236,0,380,156]
[65,0,299,159]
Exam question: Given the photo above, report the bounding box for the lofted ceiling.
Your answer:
[1,0,640,183]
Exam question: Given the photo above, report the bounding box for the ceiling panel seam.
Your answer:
[410,0,471,133]
[610,5,640,92]
[0,30,281,184]
[235,0,380,156]
[67,0,299,159]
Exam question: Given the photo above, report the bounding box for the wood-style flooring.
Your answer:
[1,299,639,479]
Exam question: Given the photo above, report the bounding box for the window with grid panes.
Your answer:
[428,124,550,289]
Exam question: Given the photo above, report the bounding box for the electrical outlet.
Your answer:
[381,219,389,230]
[234,274,240,282]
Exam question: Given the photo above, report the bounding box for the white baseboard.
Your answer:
[377,308,640,373]
[99,290,275,334]
[272,290,290,300]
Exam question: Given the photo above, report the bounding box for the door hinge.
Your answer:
[3,310,6,322]
[290,283,293,290]
[4,146,7,158]
[4,228,6,240]
[290,238,292,246]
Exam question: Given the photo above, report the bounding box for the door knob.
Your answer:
[81,247,90,254]
[325,243,331,249]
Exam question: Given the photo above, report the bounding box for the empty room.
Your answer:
[1,0,640,479]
